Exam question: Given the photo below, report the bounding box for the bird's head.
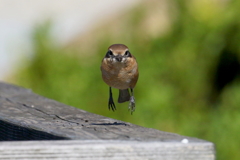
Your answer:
[104,44,132,64]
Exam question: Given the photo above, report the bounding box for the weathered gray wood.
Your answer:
[0,82,199,141]
[0,82,216,159]
[0,140,214,160]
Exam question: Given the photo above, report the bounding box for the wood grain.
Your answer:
[0,140,215,160]
[0,82,216,159]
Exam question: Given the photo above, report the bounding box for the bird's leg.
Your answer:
[128,88,135,114]
[108,87,116,111]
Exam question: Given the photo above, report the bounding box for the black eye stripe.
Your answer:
[108,50,113,55]
[125,51,132,57]
[105,50,113,58]
[105,50,132,58]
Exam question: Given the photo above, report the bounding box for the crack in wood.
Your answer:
[91,122,128,126]
[22,104,80,125]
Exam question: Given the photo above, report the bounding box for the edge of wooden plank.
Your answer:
[0,140,215,160]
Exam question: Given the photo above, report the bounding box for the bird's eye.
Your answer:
[124,51,132,57]
[105,50,113,58]
[108,50,113,56]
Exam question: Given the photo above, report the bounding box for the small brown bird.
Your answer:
[101,44,139,114]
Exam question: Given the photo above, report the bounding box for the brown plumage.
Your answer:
[100,44,139,114]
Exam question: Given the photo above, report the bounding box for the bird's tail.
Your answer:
[118,89,130,103]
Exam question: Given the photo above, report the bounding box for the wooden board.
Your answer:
[0,82,216,159]
[0,140,215,160]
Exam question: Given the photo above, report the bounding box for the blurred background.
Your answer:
[2,0,240,159]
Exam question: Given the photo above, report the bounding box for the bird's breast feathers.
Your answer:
[101,62,138,89]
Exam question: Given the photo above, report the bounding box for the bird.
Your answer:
[100,44,139,114]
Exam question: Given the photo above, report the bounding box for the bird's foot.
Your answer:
[128,96,135,115]
[108,98,116,111]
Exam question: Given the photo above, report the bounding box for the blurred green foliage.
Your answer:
[11,0,240,159]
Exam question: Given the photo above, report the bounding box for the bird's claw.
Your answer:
[128,96,135,115]
[108,98,116,111]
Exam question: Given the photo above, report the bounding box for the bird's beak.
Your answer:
[115,55,123,62]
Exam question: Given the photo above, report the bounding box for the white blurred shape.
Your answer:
[0,0,140,80]
[181,138,189,144]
